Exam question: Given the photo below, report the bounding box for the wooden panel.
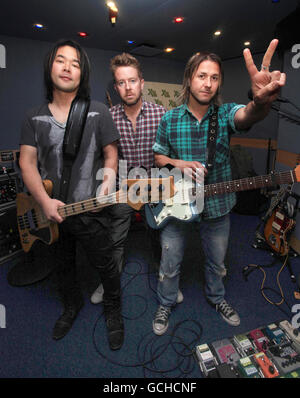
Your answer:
[230,137,299,168]
[230,137,277,150]
[276,149,300,168]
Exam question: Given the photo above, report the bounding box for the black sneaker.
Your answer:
[105,310,124,350]
[216,300,240,326]
[153,305,172,335]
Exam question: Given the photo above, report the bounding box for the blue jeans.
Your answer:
[157,214,230,307]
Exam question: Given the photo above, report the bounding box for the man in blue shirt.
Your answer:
[152,39,286,335]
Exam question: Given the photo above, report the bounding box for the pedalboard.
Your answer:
[195,319,300,378]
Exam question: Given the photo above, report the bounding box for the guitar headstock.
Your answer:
[118,176,175,210]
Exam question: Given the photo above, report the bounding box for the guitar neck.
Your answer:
[194,169,296,198]
[57,192,118,218]
[56,176,176,217]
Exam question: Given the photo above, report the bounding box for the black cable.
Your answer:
[91,258,203,377]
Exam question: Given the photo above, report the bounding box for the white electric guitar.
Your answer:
[145,167,300,229]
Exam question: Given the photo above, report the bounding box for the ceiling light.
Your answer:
[244,41,251,46]
[214,30,221,36]
[106,1,118,12]
[78,32,89,38]
[173,17,184,23]
[106,1,118,26]
[33,23,44,29]
[127,40,134,44]
[164,47,175,53]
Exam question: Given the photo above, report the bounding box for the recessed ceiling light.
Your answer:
[33,23,44,29]
[106,1,118,12]
[244,41,251,46]
[214,30,221,36]
[78,32,89,38]
[173,17,184,24]
[164,47,175,53]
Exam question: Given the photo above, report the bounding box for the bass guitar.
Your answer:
[17,177,174,252]
[145,166,300,229]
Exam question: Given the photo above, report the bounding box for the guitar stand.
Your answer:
[250,188,300,283]
[251,233,299,283]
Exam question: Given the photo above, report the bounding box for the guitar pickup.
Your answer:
[272,221,281,231]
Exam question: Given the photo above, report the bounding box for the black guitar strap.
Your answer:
[206,105,219,171]
[58,96,90,202]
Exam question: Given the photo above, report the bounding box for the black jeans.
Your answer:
[54,209,120,310]
[107,203,161,272]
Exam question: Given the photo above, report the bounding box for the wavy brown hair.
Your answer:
[180,52,224,106]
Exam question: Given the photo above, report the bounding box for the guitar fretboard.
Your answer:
[57,193,118,218]
[191,170,296,198]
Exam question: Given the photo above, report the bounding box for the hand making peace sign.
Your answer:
[243,39,286,106]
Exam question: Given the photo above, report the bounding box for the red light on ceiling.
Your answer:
[78,32,89,37]
[173,17,184,23]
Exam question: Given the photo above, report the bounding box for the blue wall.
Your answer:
[0,35,185,149]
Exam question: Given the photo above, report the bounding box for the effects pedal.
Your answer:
[237,356,261,378]
[233,333,256,356]
[264,323,289,345]
[280,369,300,378]
[254,352,279,378]
[214,363,239,378]
[211,338,240,366]
[248,328,270,353]
[195,343,218,377]
[279,320,300,352]
[267,341,300,375]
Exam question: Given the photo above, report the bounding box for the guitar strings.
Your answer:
[18,183,168,228]
[18,170,295,229]
[204,171,294,197]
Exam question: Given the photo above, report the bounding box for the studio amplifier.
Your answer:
[0,206,22,263]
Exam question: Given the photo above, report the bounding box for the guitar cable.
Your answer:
[91,258,203,377]
[243,252,292,317]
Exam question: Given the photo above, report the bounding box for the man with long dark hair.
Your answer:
[19,39,124,350]
[151,39,286,335]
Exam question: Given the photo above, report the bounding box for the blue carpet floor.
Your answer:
[0,212,299,380]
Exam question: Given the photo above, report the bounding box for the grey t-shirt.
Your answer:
[20,101,120,204]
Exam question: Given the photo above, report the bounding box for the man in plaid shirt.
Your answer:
[151,39,286,335]
[90,53,167,305]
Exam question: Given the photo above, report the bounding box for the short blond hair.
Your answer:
[110,53,143,80]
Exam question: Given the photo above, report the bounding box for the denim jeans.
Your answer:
[157,214,230,307]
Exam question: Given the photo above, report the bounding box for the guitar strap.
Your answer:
[58,96,90,202]
[206,105,219,171]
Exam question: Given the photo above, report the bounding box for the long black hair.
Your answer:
[44,39,91,102]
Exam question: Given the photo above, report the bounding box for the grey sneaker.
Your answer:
[216,300,240,326]
[153,305,172,335]
[176,289,184,304]
[90,283,104,304]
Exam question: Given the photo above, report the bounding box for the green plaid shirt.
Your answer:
[152,102,246,219]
